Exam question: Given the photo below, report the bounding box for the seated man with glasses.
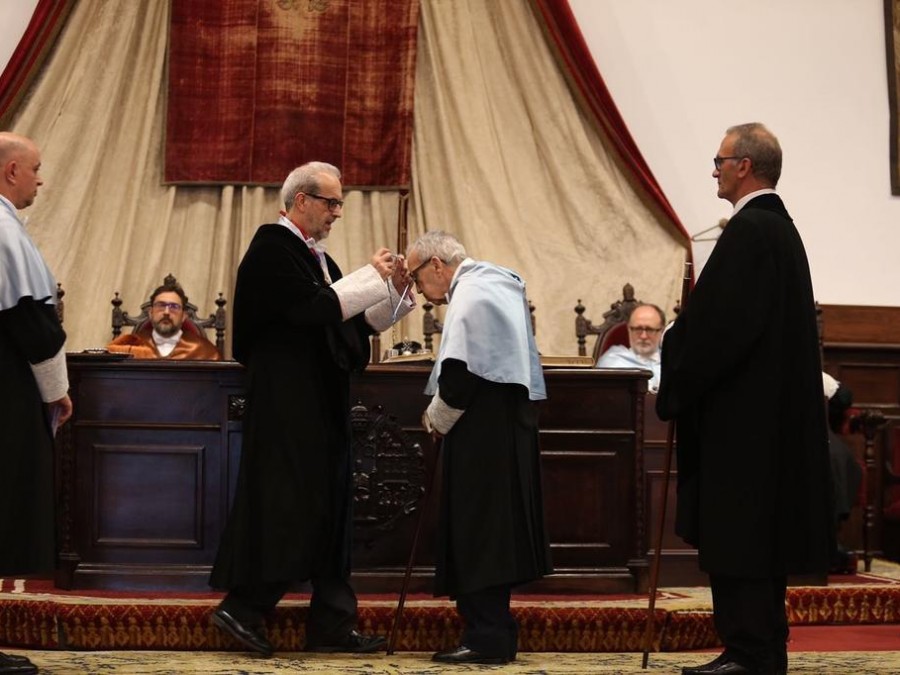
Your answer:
[595,303,665,392]
[106,282,222,360]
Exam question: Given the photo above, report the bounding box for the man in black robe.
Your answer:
[657,124,832,675]
[407,231,552,665]
[209,161,413,657]
[0,132,72,675]
[822,373,863,573]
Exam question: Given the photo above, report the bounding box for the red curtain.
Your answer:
[530,0,692,248]
[0,0,76,127]
[165,0,420,189]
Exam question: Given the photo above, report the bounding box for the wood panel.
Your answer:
[56,358,653,594]
[822,304,900,565]
[820,304,900,345]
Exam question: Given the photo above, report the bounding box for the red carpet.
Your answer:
[1,571,898,653]
[788,624,900,652]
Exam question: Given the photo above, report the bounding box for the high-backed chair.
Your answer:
[876,419,900,564]
[575,283,642,363]
[111,273,227,355]
[55,283,65,325]
[844,408,887,571]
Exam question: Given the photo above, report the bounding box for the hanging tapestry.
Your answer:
[165,0,419,188]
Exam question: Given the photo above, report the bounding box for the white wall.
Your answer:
[3,1,898,306]
[570,0,900,306]
[0,1,40,74]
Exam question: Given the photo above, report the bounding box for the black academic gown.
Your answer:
[657,193,832,577]
[0,297,64,574]
[210,224,372,588]
[434,359,552,597]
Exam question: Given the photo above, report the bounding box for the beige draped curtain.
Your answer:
[10,0,687,358]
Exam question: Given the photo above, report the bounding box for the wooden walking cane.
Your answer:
[641,260,692,669]
[387,434,443,655]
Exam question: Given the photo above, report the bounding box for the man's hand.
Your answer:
[49,394,73,431]
[421,410,443,440]
[371,248,395,280]
[391,255,410,295]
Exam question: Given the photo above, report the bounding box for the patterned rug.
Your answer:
[1,560,899,654]
[4,649,900,674]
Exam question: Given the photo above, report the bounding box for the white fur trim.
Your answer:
[366,283,416,331]
[331,264,387,320]
[822,372,840,400]
[29,345,69,402]
[425,392,465,435]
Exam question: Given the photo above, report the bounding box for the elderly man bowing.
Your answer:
[408,231,552,665]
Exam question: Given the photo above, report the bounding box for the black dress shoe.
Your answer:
[0,653,37,675]
[682,655,756,674]
[305,629,386,653]
[432,645,509,665]
[212,607,274,656]
[0,655,31,665]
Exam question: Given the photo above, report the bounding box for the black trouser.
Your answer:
[710,574,788,673]
[456,584,517,659]
[220,576,357,643]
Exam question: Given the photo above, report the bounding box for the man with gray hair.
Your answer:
[0,132,71,675]
[658,124,831,675]
[596,303,666,392]
[407,231,552,665]
[210,161,414,658]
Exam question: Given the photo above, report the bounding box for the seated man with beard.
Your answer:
[107,282,222,360]
[595,303,665,392]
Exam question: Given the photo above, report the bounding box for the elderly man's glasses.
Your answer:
[152,301,183,313]
[629,325,662,335]
[304,193,344,211]
[408,257,434,284]
[713,156,745,170]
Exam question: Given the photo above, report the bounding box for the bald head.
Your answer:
[0,132,43,209]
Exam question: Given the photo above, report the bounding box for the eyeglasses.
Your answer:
[152,301,183,313]
[628,325,662,335]
[304,192,344,211]
[713,156,745,170]
[409,257,434,284]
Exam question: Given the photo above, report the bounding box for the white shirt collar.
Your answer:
[731,188,777,217]
[277,214,327,256]
[630,348,660,364]
[152,329,183,357]
[0,195,21,221]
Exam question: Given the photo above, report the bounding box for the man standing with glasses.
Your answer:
[596,303,666,392]
[209,161,413,658]
[657,123,831,675]
[106,282,221,360]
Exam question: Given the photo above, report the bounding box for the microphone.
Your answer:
[691,218,728,242]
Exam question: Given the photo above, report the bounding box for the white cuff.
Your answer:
[331,264,388,320]
[366,283,416,332]
[425,392,465,435]
[30,345,69,402]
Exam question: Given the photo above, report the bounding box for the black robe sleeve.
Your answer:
[0,297,66,364]
[437,358,480,410]
[656,214,776,420]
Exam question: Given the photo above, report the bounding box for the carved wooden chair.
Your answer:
[882,421,900,562]
[422,298,536,353]
[575,283,642,363]
[55,283,65,325]
[111,273,227,354]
